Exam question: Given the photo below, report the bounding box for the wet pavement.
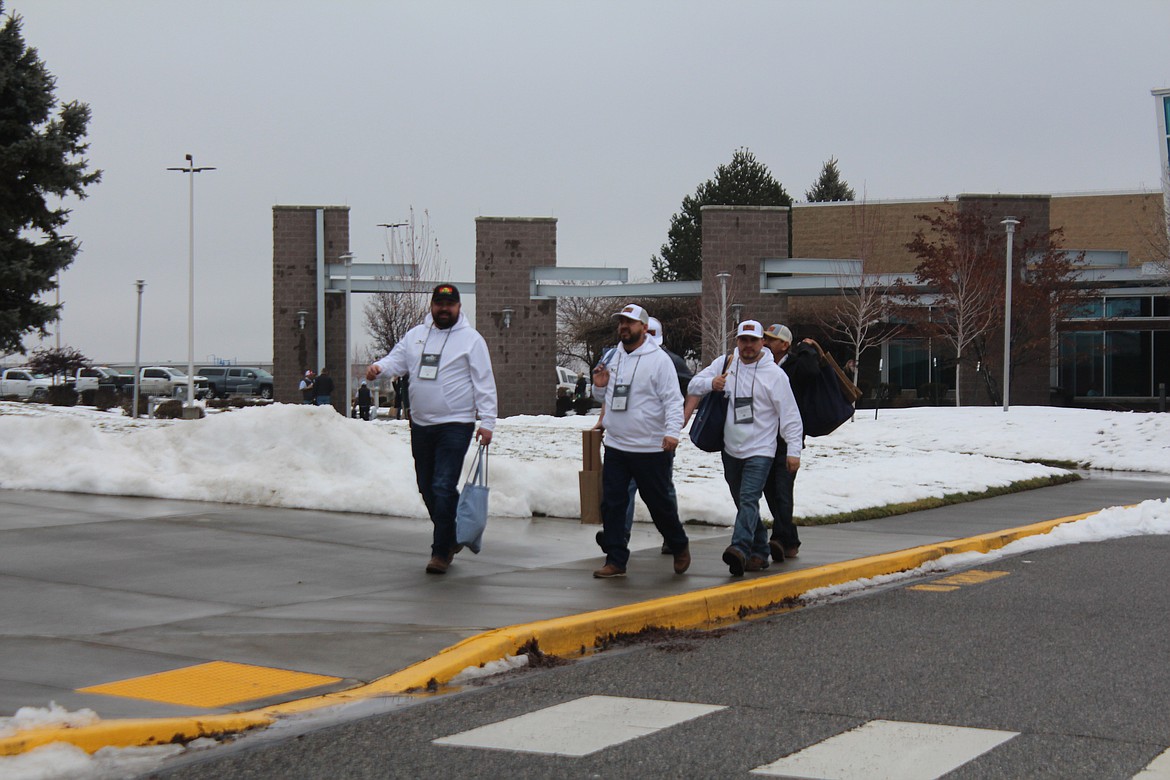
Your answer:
[2,474,1169,723]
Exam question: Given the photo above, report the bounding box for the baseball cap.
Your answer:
[647,316,663,346]
[432,283,460,303]
[736,320,764,339]
[763,323,793,343]
[613,303,649,325]
[304,370,312,377]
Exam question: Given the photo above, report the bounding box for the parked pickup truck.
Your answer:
[0,368,55,400]
[138,366,211,399]
[197,366,274,399]
[71,366,134,395]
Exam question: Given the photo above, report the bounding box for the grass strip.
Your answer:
[795,472,1081,526]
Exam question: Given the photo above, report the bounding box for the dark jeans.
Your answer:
[599,446,688,569]
[410,421,475,558]
[763,436,801,549]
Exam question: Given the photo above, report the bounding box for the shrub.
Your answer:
[918,382,949,405]
[46,385,78,407]
[120,394,150,418]
[94,388,118,411]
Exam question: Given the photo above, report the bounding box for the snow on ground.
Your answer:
[2,402,1170,779]
[1,402,1169,525]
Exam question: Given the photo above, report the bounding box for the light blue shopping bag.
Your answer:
[455,444,490,554]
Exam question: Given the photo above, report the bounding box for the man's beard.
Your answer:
[433,310,456,328]
[619,329,641,347]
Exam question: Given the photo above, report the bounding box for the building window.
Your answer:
[1105,296,1152,319]
[887,339,930,393]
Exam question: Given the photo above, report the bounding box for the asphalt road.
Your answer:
[151,533,1170,780]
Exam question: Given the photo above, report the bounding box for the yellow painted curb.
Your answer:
[0,713,272,757]
[0,509,1098,755]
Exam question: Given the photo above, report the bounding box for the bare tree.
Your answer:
[812,196,899,382]
[363,207,448,357]
[903,206,1002,407]
[556,293,621,372]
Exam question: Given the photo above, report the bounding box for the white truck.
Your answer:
[138,366,211,400]
[71,366,134,395]
[0,368,56,400]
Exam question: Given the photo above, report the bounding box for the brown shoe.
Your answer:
[722,546,746,577]
[672,546,691,574]
[746,554,769,572]
[425,555,449,574]
[593,563,627,579]
[785,545,800,558]
[768,539,786,563]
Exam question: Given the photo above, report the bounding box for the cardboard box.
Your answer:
[582,428,603,472]
[579,469,602,525]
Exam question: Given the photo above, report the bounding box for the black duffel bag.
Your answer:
[689,355,732,452]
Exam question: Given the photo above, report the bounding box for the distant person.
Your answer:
[356,380,373,421]
[574,373,587,400]
[299,370,316,404]
[393,375,410,420]
[366,284,497,575]
[314,367,335,409]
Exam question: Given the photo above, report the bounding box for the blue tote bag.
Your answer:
[455,444,490,554]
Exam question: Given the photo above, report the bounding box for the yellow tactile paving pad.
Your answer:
[78,661,342,708]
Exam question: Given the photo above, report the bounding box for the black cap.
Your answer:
[432,283,460,303]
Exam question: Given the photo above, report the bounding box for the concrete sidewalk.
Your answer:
[2,475,1168,746]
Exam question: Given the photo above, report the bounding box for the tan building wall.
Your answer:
[791,198,951,273]
[1050,191,1165,265]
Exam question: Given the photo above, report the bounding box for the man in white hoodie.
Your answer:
[688,320,803,576]
[366,284,497,575]
[589,304,690,578]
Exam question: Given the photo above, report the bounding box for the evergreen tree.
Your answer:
[651,148,791,282]
[0,3,101,355]
[805,156,855,203]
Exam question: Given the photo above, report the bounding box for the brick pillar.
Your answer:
[699,206,791,363]
[956,195,1051,406]
[272,205,350,410]
[475,217,557,419]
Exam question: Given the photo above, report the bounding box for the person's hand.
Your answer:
[712,374,727,392]
[787,456,800,474]
[663,436,679,452]
[476,427,493,446]
[365,364,382,382]
[591,364,610,388]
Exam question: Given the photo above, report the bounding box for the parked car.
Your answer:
[71,366,134,396]
[0,367,55,400]
[138,366,211,399]
[197,366,274,399]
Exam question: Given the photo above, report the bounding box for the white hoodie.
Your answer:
[688,348,803,460]
[372,313,497,430]
[592,338,683,453]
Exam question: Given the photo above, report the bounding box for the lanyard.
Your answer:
[417,325,454,379]
[613,349,642,387]
[732,356,759,400]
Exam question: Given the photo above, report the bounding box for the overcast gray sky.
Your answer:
[11,0,1170,366]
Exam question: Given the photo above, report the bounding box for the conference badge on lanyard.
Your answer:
[733,395,754,424]
[419,353,441,380]
[611,384,631,412]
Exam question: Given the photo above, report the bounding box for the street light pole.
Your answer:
[1000,217,1020,412]
[133,280,145,419]
[167,154,216,406]
[716,272,731,356]
[340,252,355,416]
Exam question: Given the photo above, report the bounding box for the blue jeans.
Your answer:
[624,476,679,540]
[410,422,475,558]
[600,447,688,569]
[722,453,773,559]
[763,437,801,549]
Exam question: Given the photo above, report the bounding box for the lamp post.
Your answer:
[716,272,731,356]
[133,280,145,419]
[340,252,355,415]
[167,154,216,406]
[1000,217,1020,412]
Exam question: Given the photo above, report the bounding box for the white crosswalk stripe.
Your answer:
[432,695,726,757]
[751,719,1018,780]
[1135,747,1170,779]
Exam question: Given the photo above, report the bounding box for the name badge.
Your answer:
[419,353,440,380]
[611,384,631,412]
[733,396,754,424]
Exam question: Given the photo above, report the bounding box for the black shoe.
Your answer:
[660,542,672,555]
[768,539,786,563]
[722,546,746,577]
